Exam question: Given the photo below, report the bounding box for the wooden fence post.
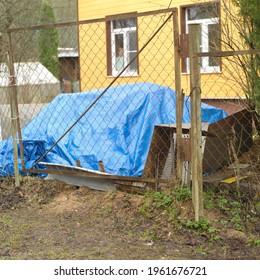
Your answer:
[173,11,183,183]
[189,24,203,221]
[7,32,21,187]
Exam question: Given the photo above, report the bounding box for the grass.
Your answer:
[139,184,259,245]
[0,177,259,260]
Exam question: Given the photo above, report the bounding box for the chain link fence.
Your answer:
[196,49,260,189]
[0,8,259,193]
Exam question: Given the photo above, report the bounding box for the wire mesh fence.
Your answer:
[0,7,259,193]
[0,52,11,141]
[196,50,260,189]
[1,9,179,184]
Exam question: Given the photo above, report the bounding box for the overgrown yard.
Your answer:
[0,138,260,260]
[0,169,259,259]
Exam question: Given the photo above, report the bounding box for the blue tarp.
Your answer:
[0,82,228,177]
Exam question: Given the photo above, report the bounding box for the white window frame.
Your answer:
[111,22,138,77]
[185,10,220,74]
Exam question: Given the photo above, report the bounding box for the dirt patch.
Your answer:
[0,140,259,260]
[0,186,24,210]
[47,192,83,214]
[0,174,259,260]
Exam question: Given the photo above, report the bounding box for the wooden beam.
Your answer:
[195,49,260,57]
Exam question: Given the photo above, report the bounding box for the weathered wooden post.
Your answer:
[173,11,183,184]
[6,32,20,187]
[0,32,2,57]
[189,24,203,221]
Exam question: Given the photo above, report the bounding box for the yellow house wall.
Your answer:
[78,0,245,99]
[78,0,187,20]
[79,9,177,91]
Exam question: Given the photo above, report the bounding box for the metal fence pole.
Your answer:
[7,32,20,187]
[189,24,203,221]
[173,12,183,184]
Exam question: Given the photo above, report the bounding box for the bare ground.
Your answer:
[0,173,259,260]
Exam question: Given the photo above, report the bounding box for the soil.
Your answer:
[0,174,259,260]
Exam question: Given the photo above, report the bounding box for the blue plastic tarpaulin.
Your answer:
[0,82,228,177]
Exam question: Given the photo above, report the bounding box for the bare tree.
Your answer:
[221,1,259,113]
[0,0,41,30]
[195,0,260,130]
[0,0,42,61]
[51,0,78,49]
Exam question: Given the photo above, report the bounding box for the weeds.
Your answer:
[221,245,227,257]
[204,185,260,234]
[139,191,174,218]
[139,187,224,241]
[0,175,259,260]
[184,218,221,241]
[185,218,210,230]
[172,186,192,202]
[139,185,259,245]
[215,195,258,232]
[142,228,160,241]
[195,245,207,257]
[249,239,260,246]
[142,186,191,207]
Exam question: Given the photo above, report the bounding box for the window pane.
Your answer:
[208,24,220,66]
[115,34,124,71]
[187,3,219,20]
[128,31,137,51]
[129,52,137,71]
[113,18,136,29]
[110,17,138,75]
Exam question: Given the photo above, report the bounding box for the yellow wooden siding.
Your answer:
[79,12,176,91]
[78,0,245,99]
[78,0,190,20]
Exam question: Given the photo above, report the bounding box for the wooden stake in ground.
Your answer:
[173,12,183,184]
[6,32,20,187]
[189,24,203,221]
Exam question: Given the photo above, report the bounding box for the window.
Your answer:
[182,2,221,73]
[106,15,138,76]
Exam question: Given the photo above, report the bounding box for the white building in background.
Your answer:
[0,61,59,87]
[0,62,60,140]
